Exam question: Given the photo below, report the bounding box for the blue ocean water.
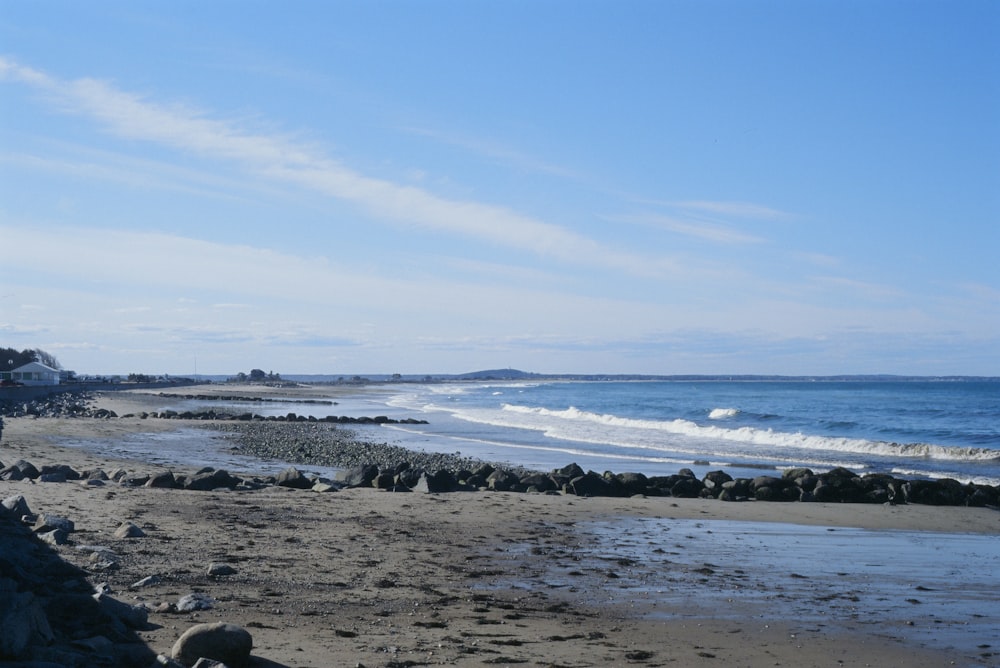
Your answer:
[373,380,1000,486]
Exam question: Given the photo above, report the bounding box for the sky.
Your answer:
[1,1,998,377]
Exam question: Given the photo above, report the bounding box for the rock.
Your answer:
[553,462,585,479]
[193,658,231,668]
[311,480,339,493]
[0,465,26,481]
[171,622,253,668]
[39,463,81,481]
[615,472,649,495]
[670,476,704,498]
[415,469,459,493]
[34,514,75,534]
[275,466,313,489]
[782,467,815,481]
[486,468,520,492]
[702,470,733,491]
[336,464,379,488]
[131,575,163,589]
[903,478,968,506]
[185,469,242,491]
[0,578,54,658]
[177,593,216,612]
[13,459,41,479]
[114,521,147,538]
[93,591,149,629]
[568,471,615,497]
[38,528,70,545]
[2,493,32,518]
[373,470,396,489]
[519,472,558,493]
[207,563,237,577]
[89,548,121,571]
[146,471,178,488]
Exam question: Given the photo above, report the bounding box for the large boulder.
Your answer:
[39,464,81,482]
[670,476,704,498]
[615,472,649,495]
[185,469,242,491]
[412,470,457,494]
[486,468,520,492]
[274,467,312,490]
[171,622,253,668]
[336,464,379,488]
[903,478,967,506]
[519,472,558,493]
[702,470,733,492]
[145,471,177,489]
[567,471,615,497]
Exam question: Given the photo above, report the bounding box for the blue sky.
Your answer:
[1,1,997,376]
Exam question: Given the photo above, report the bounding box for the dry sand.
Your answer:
[2,386,998,667]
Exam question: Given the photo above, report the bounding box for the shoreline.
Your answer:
[1,387,998,666]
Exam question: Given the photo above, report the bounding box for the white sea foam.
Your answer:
[497,404,1000,463]
[708,407,740,419]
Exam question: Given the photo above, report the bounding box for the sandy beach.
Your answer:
[2,385,998,667]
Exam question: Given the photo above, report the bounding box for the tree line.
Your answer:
[0,347,61,370]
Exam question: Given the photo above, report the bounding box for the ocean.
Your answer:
[366,379,1000,487]
[153,378,1000,487]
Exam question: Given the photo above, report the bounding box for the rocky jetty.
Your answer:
[0,391,118,419]
[0,390,429,425]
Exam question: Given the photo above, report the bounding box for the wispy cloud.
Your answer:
[1,57,673,277]
[401,125,584,180]
[611,198,791,246]
[670,200,793,220]
[613,213,765,244]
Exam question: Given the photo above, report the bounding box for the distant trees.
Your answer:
[0,347,61,370]
[230,368,282,383]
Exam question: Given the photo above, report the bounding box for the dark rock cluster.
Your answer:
[145,408,427,425]
[0,495,156,667]
[214,422,1000,506]
[0,391,116,419]
[330,461,1000,507]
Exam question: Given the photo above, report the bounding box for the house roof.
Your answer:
[13,361,60,374]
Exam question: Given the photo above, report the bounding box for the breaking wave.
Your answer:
[499,404,1000,463]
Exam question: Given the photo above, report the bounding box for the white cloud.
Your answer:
[671,200,793,220]
[2,57,674,277]
[614,212,764,244]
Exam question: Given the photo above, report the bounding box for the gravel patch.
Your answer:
[206,421,538,476]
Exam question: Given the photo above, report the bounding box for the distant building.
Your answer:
[1,361,61,386]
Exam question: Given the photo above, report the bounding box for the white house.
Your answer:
[3,361,61,386]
